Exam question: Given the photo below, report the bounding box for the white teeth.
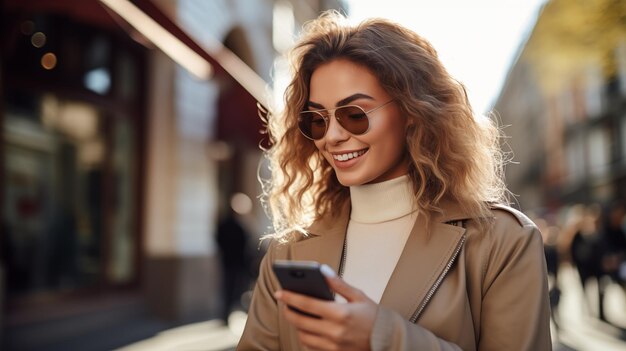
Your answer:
[333,150,366,161]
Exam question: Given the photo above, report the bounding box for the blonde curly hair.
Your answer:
[261,11,509,242]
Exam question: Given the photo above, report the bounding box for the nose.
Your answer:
[324,112,349,143]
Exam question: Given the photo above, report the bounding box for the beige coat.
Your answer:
[237,201,552,350]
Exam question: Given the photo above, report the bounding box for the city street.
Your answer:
[117,264,626,351]
[4,1,626,349]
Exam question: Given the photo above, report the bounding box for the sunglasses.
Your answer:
[298,100,395,140]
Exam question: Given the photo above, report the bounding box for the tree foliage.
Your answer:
[523,0,626,94]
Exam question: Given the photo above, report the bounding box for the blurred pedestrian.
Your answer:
[238,11,551,350]
[216,205,250,324]
[599,200,626,287]
[570,204,605,318]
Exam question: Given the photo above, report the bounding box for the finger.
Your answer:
[321,270,368,303]
[319,264,366,302]
[277,290,353,324]
[275,290,333,318]
[282,303,337,337]
[297,329,339,351]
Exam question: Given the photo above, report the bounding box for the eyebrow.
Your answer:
[307,93,375,109]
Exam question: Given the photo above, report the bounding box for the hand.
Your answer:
[274,266,377,351]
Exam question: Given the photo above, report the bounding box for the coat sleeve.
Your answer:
[371,307,463,351]
[236,241,281,351]
[478,214,552,350]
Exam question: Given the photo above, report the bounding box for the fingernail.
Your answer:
[320,264,337,278]
[274,291,283,299]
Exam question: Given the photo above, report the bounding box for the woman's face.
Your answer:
[308,59,410,186]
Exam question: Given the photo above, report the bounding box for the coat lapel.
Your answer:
[290,201,350,275]
[379,205,467,321]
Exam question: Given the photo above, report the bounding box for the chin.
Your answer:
[334,173,370,187]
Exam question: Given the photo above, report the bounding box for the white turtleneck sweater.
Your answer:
[339,175,418,303]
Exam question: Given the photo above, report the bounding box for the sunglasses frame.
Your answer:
[297,99,395,141]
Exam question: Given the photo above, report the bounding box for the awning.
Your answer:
[102,0,270,146]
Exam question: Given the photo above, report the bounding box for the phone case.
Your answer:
[272,260,334,301]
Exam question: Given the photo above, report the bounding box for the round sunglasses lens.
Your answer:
[336,106,369,135]
[299,111,326,140]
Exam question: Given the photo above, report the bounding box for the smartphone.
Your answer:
[272,260,334,316]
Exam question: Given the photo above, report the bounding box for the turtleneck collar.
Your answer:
[349,175,417,224]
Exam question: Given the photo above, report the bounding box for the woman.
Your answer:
[237,11,551,351]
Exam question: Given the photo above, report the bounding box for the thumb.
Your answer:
[320,264,367,302]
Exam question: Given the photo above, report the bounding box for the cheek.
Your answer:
[370,119,407,151]
[392,119,409,148]
[379,138,405,160]
[375,133,407,163]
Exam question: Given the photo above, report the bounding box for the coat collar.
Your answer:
[290,200,350,275]
[291,199,469,320]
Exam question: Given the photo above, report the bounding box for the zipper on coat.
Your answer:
[409,234,467,323]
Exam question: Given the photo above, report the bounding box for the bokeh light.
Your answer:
[41,52,57,70]
[230,192,253,215]
[20,20,34,35]
[31,31,46,48]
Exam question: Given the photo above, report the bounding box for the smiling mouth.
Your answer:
[332,149,367,161]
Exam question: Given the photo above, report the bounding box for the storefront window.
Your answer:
[4,94,101,293]
[2,13,143,299]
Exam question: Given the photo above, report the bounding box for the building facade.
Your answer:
[493,0,626,214]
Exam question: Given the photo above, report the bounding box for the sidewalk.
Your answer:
[115,311,246,351]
